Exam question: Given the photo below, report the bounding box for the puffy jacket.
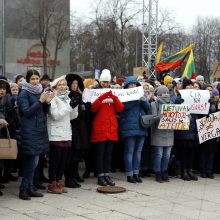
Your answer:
[120,99,150,139]
[47,96,78,141]
[18,90,49,155]
[90,91,124,142]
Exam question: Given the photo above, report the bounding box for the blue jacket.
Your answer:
[18,90,49,155]
[120,99,150,139]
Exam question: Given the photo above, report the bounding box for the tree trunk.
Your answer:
[51,46,59,80]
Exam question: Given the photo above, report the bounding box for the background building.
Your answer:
[1,0,70,80]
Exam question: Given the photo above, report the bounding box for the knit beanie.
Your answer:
[196,75,204,81]
[182,77,193,89]
[164,75,174,86]
[155,85,169,96]
[50,75,66,88]
[99,69,111,82]
[212,88,219,96]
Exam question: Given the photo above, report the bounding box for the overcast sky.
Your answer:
[70,0,220,30]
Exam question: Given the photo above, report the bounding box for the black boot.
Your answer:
[19,189,31,200]
[97,176,107,186]
[181,170,191,181]
[76,173,84,183]
[155,172,163,183]
[127,176,136,183]
[187,170,198,181]
[133,174,142,183]
[0,190,2,196]
[104,176,115,186]
[28,188,44,197]
[65,179,81,188]
[0,183,5,189]
[34,181,46,190]
[161,171,170,182]
[82,170,90,179]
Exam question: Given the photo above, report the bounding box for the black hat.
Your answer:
[65,73,84,92]
[41,74,51,82]
[182,77,193,89]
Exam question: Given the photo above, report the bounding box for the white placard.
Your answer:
[82,86,144,103]
[158,104,190,130]
[179,90,210,114]
[196,112,220,144]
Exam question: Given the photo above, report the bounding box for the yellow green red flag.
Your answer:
[182,50,196,78]
[155,44,194,72]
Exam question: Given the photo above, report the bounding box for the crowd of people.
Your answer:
[0,69,220,200]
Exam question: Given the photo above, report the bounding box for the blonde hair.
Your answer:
[84,78,97,89]
[10,83,19,89]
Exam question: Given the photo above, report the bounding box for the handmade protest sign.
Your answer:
[82,86,144,103]
[179,90,210,114]
[158,104,190,130]
[196,112,220,144]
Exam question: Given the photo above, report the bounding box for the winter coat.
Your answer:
[151,98,174,147]
[90,90,124,142]
[120,99,150,139]
[47,95,78,142]
[18,90,49,155]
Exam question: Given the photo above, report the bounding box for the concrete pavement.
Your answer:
[0,172,220,220]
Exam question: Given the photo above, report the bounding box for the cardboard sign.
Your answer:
[179,90,210,114]
[158,104,190,130]
[196,112,220,144]
[82,86,144,103]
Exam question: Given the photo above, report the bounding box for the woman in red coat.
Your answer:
[91,69,124,186]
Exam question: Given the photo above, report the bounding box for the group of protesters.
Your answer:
[0,68,220,200]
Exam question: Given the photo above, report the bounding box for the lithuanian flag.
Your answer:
[182,50,196,78]
[155,44,194,72]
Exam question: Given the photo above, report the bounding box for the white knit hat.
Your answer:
[99,69,111,82]
[50,75,66,88]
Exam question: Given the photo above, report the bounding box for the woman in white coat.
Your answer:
[47,76,78,194]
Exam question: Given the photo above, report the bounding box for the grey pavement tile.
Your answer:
[1,213,37,220]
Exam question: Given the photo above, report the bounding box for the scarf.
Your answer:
[56,90,70,101]
[157,95,171,105]
[22,81,43,95]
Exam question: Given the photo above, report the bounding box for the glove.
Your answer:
[98,91,112,101]
[70,98,79,108]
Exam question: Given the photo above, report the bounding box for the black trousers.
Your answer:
[96,141,114,176]
[48,144,68,182]
[179,147,195,170]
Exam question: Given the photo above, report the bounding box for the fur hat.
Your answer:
[65,73,84,92]
[182,77,193,89]
[50,75,66,89]
[196,75,204,81]
[99,69,111,82]
[155,85,169,96]
[164,75,174,86]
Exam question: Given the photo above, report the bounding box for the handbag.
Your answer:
[140,115,158,128]
[0,126,18,159]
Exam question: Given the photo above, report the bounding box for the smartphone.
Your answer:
[44,87,53,93]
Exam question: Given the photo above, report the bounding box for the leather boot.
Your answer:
[34,181,46,190]
[57,180,68,193]
[47,181,62,194]
[19,189,31,200]
[65,178,81,188]
[28,188,44,197]
[187,170,198,181]
[104,176,115,186]
[127,176,136,183]
[97,176,107,186]
[181,170,191,181]
[155,172,163,183]
[161,171,170,182]
[133,174,143,183]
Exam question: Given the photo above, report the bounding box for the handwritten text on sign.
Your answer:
[82,86,144,103]
[196,112,220,144]
[179,90,210,114]
[158,104,190,130]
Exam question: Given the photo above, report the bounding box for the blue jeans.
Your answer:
[152,146,172,173]
[124,136,145,176]
[20,155,39,190]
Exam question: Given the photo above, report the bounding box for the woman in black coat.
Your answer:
[18,69,53,200]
